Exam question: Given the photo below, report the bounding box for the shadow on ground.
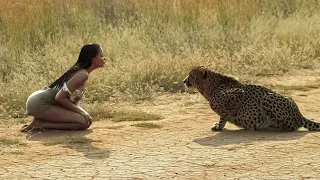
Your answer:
[193,129,310,147]
[24,129,110,159]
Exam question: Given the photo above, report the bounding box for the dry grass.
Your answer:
[1,0,320,117]
[0,117,29,126]
[0,137,26,146]
[270,84,320,92]
[84,102,163,122]
[43,136,100,146]
[262,83,320,95]
[110,110,163,122]
[43,141,63,146]
[131,122,163,129]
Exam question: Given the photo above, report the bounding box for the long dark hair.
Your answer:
[49,43,101,90]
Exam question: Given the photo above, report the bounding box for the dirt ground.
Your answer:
[1,69,320,180]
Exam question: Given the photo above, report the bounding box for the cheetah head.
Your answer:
[183,66,208,89]
[184,66,240,95]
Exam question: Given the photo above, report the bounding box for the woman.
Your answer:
[21,43,105,132]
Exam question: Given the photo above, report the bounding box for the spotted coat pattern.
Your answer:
[183,66,320,131]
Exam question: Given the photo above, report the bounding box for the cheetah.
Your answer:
[183,66,320,131]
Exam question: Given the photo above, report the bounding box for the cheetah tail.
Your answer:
[303,117,320,131]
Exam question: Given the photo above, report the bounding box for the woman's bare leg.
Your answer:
[36,121,84,130]
[21,105,90,132]
[20,118,85,132]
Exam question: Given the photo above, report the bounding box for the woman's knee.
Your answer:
[80,123,90,130]
[78,119,91,130]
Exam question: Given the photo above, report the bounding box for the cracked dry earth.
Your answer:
[1,70,320,180]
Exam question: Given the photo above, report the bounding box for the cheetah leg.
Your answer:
[211,88,244,131]
[212,113,237,131]
[212,118,227,131]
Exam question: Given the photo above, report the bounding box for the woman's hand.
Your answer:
[80,111,92,125]
[76,105,92,125]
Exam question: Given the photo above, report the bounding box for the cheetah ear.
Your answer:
[199,67,207,79]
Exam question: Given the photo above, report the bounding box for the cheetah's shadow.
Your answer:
[24,129,110,159]
[193,129,311,147]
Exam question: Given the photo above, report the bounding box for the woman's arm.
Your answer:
[55,70,90,116]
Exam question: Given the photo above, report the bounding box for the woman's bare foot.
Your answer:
[20,118,43,132]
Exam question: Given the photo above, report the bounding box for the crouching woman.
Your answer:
[21,43,106,132]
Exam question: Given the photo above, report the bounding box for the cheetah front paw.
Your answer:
[211,123,223,131]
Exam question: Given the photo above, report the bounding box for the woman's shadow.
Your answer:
[24,129,110,160]
[193,129,310,147]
